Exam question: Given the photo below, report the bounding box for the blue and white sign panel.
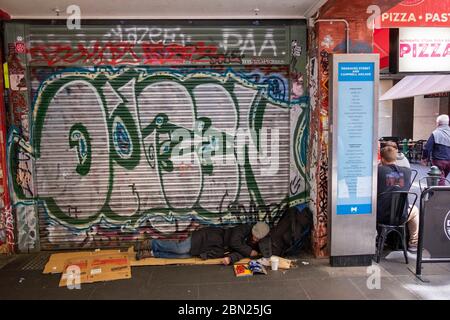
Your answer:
[336,62,374,215]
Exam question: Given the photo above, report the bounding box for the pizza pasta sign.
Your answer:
[379,0,450,28]
[399,27,450,72]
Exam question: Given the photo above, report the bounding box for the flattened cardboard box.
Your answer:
[126,246,252,266]
[44,249,121,274]
[59,253,131,287]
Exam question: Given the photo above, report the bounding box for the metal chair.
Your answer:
[412,141,426,163]
[409,169,418,190]
[418,177,450,193]
[375,189,418,264]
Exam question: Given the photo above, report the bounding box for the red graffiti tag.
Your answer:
[28,41,220,66]
[142,41,218,65]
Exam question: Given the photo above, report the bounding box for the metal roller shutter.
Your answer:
[25,23,293,250]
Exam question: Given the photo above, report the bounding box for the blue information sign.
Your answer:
[336,62,374,215]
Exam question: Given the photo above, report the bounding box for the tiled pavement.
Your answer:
[1,163,448,300]
[1,250,449,300]
[410,163,432,196]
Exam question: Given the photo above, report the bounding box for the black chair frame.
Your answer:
[375,190,418,264]
[409,169,418,189]
[418,177,450,193]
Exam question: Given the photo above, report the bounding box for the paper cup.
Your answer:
[271,256,279,271]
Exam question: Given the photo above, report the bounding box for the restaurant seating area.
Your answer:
[379,137,428,164]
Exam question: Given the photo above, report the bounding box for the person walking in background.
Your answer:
[421,114,450,184]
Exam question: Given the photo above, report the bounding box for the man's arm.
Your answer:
[199,246,225,260]
[228,224,253,257]
[224,252,244,265]
[422,134,434,162]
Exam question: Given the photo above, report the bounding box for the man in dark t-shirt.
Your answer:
[377,146,419,252]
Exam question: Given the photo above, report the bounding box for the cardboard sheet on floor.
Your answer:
[278,257,294,269]
[59,253,131,287]
[256,256,295,269]
[45,247,292,281]
[43,249,121,274]
[127,246,251,266]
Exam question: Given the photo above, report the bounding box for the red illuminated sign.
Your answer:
[377,0,450,28]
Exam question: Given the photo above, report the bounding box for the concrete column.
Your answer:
[378,80,393,138]
[413,96,440,141]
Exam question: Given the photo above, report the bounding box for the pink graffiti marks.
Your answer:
[29,42,139,66]
[2,206,14,253]
[142,42,218,65]
[28,41,221,66]
[8,48,29,134]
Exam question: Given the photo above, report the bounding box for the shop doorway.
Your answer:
[392,95,414,140]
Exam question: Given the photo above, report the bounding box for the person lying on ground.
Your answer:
[135,221,271,265]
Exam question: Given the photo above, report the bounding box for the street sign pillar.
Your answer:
[328,54,379,267]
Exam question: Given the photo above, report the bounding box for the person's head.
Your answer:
[381,140,398,150]
[251,222,270,242]
[380,146,397,165]
[436,114,449,126]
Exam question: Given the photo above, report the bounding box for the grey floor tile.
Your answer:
[248,265,329,282]
[323,265,392,279]
[89,280,153,300]
[437,263,450,273]
[299,278,366,300]
[0,255,19,270]
[2,251,450,300]
[0,283,97,300]
[0,270,61,291]
[395,275,450,300]
[144,284,199,300]
[198,280,308,300]
[148,265,249,286]
[85,269,154,300]
[0,256,29,271]
[380,252,449,276]
[305,258,392,278]
[349,277,419,300]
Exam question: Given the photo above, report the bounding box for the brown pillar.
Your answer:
[307,0,402,257]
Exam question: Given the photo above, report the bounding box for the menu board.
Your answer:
[336,62,374,215]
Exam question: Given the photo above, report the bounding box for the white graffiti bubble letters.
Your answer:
[36,80,110,222]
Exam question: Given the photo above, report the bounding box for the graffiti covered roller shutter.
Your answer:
[20,23,304,250]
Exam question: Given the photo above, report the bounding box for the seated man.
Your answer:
[136,221,271,265]
[377,146,419,252]
[381,140,410,169]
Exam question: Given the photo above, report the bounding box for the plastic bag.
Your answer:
[249,260,267,275]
